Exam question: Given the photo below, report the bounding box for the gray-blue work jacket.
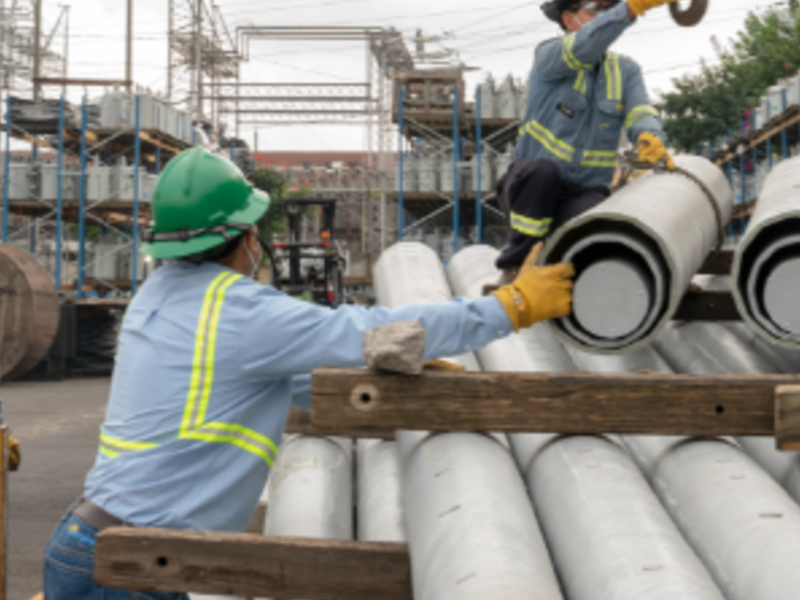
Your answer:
[515,2,666,190]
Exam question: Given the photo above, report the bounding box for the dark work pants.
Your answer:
[495,159,610,271]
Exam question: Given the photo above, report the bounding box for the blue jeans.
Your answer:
[43,510,189,600]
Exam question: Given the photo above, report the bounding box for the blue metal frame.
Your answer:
[452,85,460,256]
[77,97,88,296]
[475,85,483,245]
[3,95,11,243]
[132,95,141,295]
[782,89,789,160]
[739,120,746,206]
[55,97,65,291]
[397,86,405,242]
[155,147,161,175]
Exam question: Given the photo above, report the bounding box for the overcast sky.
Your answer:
[27,0,792,151]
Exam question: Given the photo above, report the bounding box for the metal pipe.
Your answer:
[732,155,800,349]
[132,94,141,295]
[397,86,404,242]
[542,155,733,353]
[376,241,562,600]
[3,94,10,244]
[452,85,460,256]
[448,245,725,600]
[475,85,483,245]
[55,97,64,291]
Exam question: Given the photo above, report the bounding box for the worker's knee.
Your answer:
[531,159,560,181]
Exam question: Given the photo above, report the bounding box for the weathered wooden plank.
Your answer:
[674,290,740,321]
[95,528,411,600]
[311,369,799,437]
[285,407,395,440]
[243,501,268,535]
[776,385,800,451]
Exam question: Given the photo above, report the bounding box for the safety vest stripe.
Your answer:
[194,274,242,428]
[182,272,231,434]
[207,421,281,456]
[98,433,158,459]
[624,105,659,130]
[525,121,575,162]
[183,425,276,467]
[605,53,622,101]
[584,150,617,158]
[562,34,591,71]
[573,71,587,95]
[510,212,552,237]
[581,159,617,168]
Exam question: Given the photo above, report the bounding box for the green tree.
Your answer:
[660,9,800,151]
[251,166,290,246]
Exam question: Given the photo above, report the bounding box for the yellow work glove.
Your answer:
[627,0,679,17]
[636,132,676,171]
[423,359,466,372]
[9,434,20,472]
[493,243,575,332]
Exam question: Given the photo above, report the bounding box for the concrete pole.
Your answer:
[448,245,726,600]
[125,0,133,93]
[374,241,563,600]
[195,0,203,118]
[32,0,41,101]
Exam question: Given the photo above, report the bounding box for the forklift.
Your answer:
[269,197,346,307]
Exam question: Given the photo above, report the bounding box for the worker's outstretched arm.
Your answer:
[536,3,634,81]
[237,289,514,377]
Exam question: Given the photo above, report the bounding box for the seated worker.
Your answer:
[496,0,677,282]
[42,147,575,600]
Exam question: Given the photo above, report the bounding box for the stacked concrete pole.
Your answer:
[375,242,563,600]
[732,155,800,349]
[447,245,725,600]
[564,331,800,600]
[654,317,800,506]
[540,155,733,353]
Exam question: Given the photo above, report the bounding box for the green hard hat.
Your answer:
[142,147,270,259]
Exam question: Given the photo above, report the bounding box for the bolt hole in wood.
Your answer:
[716,405,725,415]
[156,557,169,567]
[350,384,380,411]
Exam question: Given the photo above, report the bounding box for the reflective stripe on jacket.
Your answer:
[515,2,665,189]
[84,261,512,532]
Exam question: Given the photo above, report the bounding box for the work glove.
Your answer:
[423,359,466,372]
[9,433,20,471]
[627,0,679,17]
[636,132,676,171]
[493,243,575,332]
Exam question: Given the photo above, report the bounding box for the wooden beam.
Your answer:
[285,407,394,440]
[310,369,800,437]
[95,528,411,600]
[776,385,800,451]
[674,290,740,321]
[243,501,268,535]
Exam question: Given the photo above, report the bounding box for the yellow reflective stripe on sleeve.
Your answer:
[581,150,618,168]
[624,105,659,130]
[525,120,576,162]
[605,53,622,101]
[573,71,587,95]
[99,433,158,458]
[562,34,591,71]
[510,212,553,237]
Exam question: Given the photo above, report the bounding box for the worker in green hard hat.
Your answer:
[42,146,575,599]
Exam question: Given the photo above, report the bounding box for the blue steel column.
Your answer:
[751,147,758,202]
[739,121,746,206]
[3,95,11,243]
[30,137,38,252]
[77,97,88,296]
[55,97,65,291]
[452,85,460,255]
[397,86,404,242]
[154,146,161,175]
[476,85,483,245]
[132,95,141,296]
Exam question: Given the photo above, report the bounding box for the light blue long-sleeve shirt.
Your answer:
[516,2,666,188]
[84,260,512,532]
